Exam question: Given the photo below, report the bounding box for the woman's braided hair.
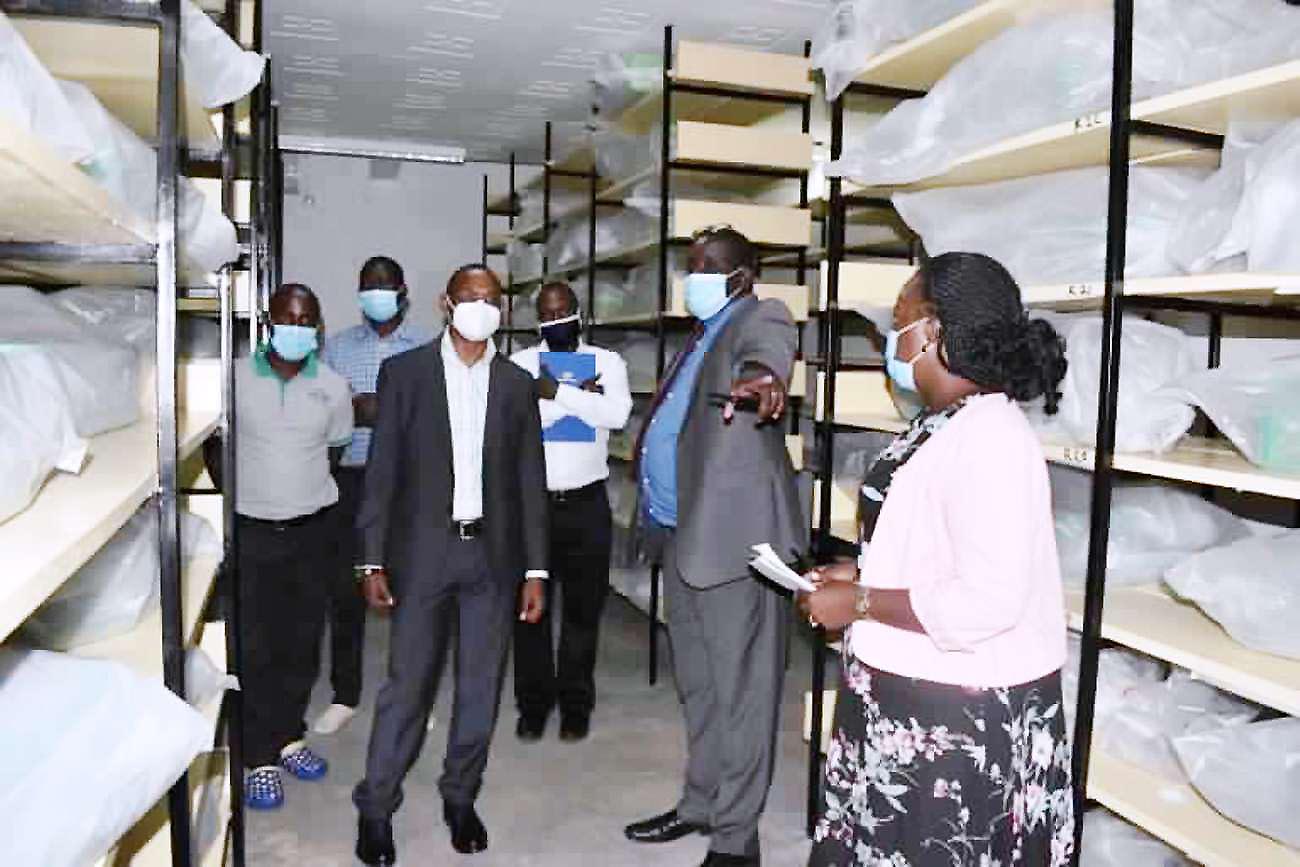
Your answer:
[919,252,1068,415]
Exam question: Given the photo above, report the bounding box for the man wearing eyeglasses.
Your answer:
[317,255,432,735]
[624,227,804,867]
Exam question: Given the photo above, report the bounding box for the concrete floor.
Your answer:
[247,582,818,866]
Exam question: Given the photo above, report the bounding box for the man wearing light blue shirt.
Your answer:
[316,256,432,735]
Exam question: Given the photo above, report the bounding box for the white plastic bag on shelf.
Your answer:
[834,430,895,499]
[811,0,982,100]
[1050,467,1248,588]
[58,80,238,276]
[893,166,1205,286]
[0,287,139,436]
[1163,530,1300,660]
[180,0,265,108]
[1062,635,1167,729]
[0,11,95,163]
[0,346,87,524]
[830,0,1300,186]
[507,240,544,284]
[51,287,156,353]
[1056,316,1197,454]
[592,51,661,118]
[22,507,220,651]
[1173,716,1300,849]
[1168,120,1300,274]
[1080,807,1192,867]
[185,645,237,711]
[1097,668,1259,783]
[594,124,658,182]
[1161,354,1300,472]
[0,647,210,867]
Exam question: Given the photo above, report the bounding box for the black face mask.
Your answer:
[539,314,581,352]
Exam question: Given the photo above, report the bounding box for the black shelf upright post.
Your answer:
[543,121,553,278]
[587,164,597,342]
[1071,0,1135,856]
[154,1,192,864]
[507,151,517,353]
[218,0,246,861]
[806,91,846,840]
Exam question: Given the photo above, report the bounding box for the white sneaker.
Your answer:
[312,703,357,734]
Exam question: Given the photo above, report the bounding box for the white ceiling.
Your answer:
[266,0,826,163]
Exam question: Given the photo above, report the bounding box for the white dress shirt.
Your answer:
[441,331,495,521]
[510,340,632,492]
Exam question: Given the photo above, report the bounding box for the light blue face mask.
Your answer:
[270,324,319,362]
[359,288,402,324]
[884,317,930,394]
[684,268,741,321]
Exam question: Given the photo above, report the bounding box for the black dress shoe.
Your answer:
[516,714,546,742]
[700,853,760,867]
[355,815,396,866]
[444,802,488,854]
[624,809,708,843]
[558,714,590,742]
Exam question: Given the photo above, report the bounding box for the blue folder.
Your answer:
[540,351,597,443]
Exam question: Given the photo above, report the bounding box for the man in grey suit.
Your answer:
[624,227,804,867]
[351,264,549,865]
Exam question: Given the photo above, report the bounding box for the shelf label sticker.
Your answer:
[1066,283,1100,298]
[1060,446,1096,468]
[1073,111,1107,133]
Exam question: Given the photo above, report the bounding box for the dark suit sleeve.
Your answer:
[734,298,797,382]
[516,375,550,576]
[357,358,402,566]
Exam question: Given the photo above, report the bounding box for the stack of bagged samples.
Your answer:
[828,0,1300,186]
[1079,808,1192,867]
[0,648,212,865]
[0,5,262,278]
[591,51,661,119]
[0,287,144,523]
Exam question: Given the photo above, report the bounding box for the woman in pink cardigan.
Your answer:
[800,252,1073,867]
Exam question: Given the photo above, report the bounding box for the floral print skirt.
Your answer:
[810,654,1075,867]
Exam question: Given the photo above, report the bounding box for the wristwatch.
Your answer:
[854,586,872,620]
[354,564,385,583]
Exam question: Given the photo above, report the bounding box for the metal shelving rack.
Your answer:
[802,1,1300,863]
[0,0,275,863]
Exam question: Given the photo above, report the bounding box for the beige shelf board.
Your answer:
[824,260,917,310]
[1065,584,1300,717]
[675,40,812,98]
[1089,751,1300,867]
[592,312,661,328]
[833,409,1300,499]
[0,117,155,246]
[672,122,811,173]
[672,199,810,248]
[12,17,220,149]
[1025,272,1300,308]
[855,0,1037,91]
[0,410,219,644]
[845,60,1300,194]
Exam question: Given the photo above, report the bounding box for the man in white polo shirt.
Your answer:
[510,281,632,742]
[226,283,353,811]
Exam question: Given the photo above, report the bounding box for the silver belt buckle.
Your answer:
[457,521,474,540]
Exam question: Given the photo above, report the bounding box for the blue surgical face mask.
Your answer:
[884,317,930,394]
[359,288,402,324]
[270,323,318,362]
[684,268,741,321]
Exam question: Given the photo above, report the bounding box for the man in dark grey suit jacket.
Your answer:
[351,264,549,865]
[625,228,804,867]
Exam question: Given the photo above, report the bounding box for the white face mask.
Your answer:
[449,299,501,342]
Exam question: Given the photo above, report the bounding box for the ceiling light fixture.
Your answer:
[279,133,466,164]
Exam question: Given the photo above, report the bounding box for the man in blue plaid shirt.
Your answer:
[315,255,433,735]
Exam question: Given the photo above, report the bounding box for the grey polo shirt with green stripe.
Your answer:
[235,348,353,521]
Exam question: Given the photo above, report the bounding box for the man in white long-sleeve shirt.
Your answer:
[510,281,632,742]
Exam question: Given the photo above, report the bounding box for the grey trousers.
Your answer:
[353,532,515,817]
[665,538,789,857]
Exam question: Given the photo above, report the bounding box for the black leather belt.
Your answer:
[451,518,485,540]
[549,480,605,504]
[237,506,331,531]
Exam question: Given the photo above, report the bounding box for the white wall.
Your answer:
[282,156,530,336]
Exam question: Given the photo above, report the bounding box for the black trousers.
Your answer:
[354,530,515,817]
[326,467,367,707]
[513,481,612,721]
[237,507,333,768]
